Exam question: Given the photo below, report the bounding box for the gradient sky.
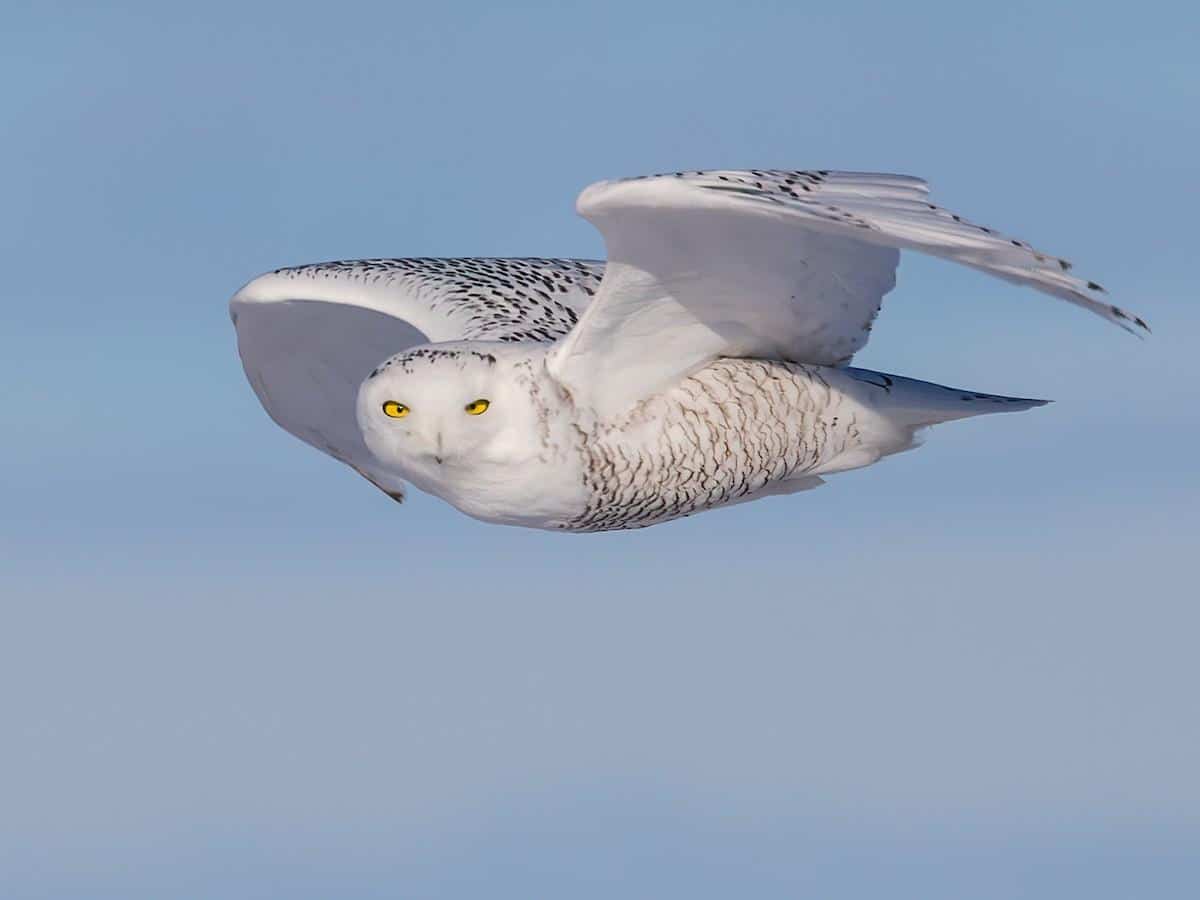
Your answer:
[4,1,1199,897]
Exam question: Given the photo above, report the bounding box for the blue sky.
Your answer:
[3,1,1199,897]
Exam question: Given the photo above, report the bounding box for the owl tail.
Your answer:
[814,366,1049,474]
[843,366,1049,426]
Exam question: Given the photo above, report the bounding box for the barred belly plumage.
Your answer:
[566,359,858,531]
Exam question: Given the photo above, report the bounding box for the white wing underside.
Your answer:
[548,170,1147,419]
[230,258,604,499]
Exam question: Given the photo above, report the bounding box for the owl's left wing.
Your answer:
[546,170,1148,420]
[231,257,603,502]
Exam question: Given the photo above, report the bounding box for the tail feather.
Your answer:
[841,366,1049,429]
[811,366,1050,474]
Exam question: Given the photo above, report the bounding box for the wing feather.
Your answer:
[547,170,1146,419]
[231,257,603,498]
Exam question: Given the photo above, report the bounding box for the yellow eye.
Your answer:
[382,401,409,419]
[465,398,490,416]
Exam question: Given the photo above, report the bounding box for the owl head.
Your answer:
[356,343,545,486]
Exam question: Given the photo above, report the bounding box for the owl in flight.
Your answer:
[230,169,1146,531]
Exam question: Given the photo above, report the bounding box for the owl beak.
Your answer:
[434,432,444,465]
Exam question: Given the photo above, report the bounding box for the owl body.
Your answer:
[567,357,1025,532]
[377,353,857,531]
[360,348,988,533]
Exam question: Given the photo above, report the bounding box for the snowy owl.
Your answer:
[230,169,1146,532]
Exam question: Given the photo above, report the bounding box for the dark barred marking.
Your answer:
[272,257,605,343]
[370,347,499,378]
[565,359,851,532]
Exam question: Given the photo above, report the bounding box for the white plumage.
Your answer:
[230,169,1146,531]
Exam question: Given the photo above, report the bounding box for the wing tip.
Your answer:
[1115,307,1152,337]
[1098,301,1151,338]
[229,270,287,313]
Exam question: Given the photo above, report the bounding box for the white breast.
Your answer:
[425,451,588,529]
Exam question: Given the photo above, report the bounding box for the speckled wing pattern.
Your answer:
[549,169,1148,419]
[230,257,605,500]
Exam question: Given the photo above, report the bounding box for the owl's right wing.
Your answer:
[546,170,1148,420]
[230,257,604,501]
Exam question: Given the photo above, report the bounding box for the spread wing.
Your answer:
[547,169,1148,419]
[230,257,604,500]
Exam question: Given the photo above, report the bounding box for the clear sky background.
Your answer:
[3,1,1199,897]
